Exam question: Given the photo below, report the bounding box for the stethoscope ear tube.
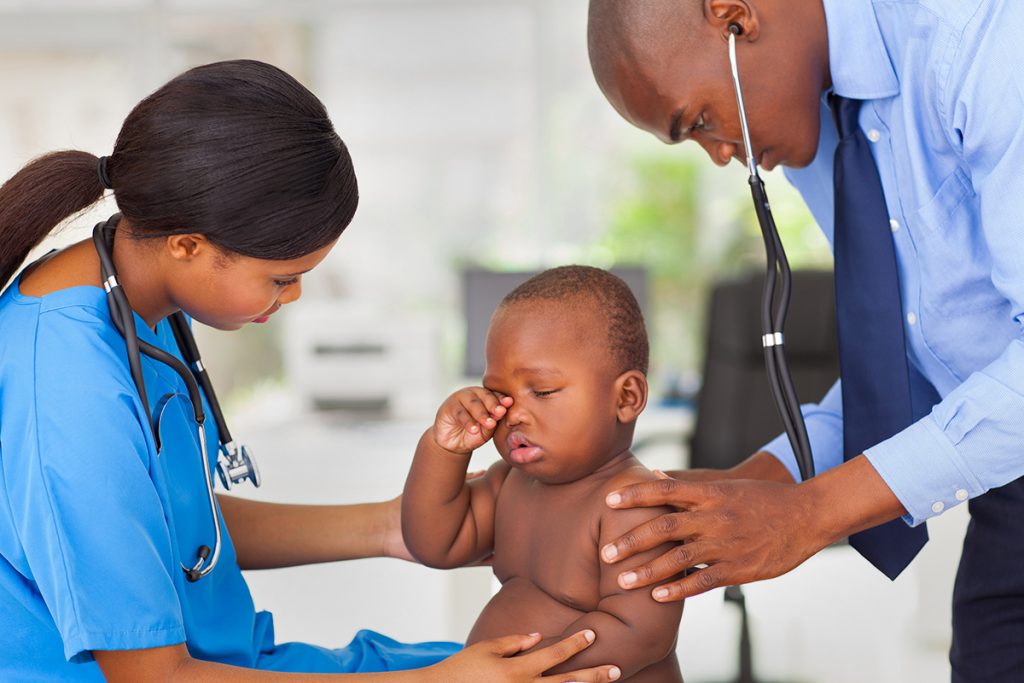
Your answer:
[169,313,230,444]
[728,34,815,481]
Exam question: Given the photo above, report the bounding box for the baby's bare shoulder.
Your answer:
[598,463,673,536]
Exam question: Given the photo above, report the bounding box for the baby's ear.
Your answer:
[615,370,648,423]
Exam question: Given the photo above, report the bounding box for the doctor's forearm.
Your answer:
[664,450,796,484]
[804,454,909,542]
[217,495,395,570]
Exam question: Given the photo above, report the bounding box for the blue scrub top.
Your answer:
[0,274,458,679]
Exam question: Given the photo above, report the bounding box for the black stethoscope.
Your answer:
[728,26,814,480]
[92,213,261,582]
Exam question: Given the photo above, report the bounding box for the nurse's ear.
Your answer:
[165,234,215,263]
[614,370,649,424]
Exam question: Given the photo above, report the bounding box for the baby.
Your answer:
[402,265,683,681]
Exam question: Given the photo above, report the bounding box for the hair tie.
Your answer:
[97,155,113,190]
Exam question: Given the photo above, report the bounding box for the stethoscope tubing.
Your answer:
[92,216,223,581]
[728,32,815,480]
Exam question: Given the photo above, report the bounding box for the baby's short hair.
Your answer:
[499,265,649,375]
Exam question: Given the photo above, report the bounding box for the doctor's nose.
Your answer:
[696,138,740,167]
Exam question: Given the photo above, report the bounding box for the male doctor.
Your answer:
[588,1,1024,680]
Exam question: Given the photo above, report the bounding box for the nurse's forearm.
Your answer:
[96,643,427,681]
[218,495,397,570]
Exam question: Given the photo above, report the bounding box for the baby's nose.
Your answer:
[505,402,527,426]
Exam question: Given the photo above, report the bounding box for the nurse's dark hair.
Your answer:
[0,59,357,288]
[499,265,649,375]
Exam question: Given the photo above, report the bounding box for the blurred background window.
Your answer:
[0,2,962,681]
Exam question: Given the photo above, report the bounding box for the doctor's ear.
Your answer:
[614,370,649,424]
[705,0,760,42]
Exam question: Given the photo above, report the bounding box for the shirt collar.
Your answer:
[822,0,899,100]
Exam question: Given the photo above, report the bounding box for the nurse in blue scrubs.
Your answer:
[0,60,618,683]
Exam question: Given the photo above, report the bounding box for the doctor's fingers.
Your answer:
[613,538,719,592]
[606,477,717,512]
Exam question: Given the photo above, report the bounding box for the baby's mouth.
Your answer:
[505,431,543,465]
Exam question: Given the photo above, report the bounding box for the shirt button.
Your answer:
[932,501,945,513]
[955,489,969,502]
[889,218,901,232]
[907,311,918,326]
[867,129,882,142]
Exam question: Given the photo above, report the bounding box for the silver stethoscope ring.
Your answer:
[725,30,815,481]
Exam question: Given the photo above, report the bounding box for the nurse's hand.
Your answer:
[432,630,621,682]
[601,453,907,601]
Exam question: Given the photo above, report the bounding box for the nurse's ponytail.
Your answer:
[0,150,106,289]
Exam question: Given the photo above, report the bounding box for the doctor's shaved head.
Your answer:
[587,0,827,169]
[587,0,703,103]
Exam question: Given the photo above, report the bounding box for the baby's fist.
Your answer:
[433,387,513,454]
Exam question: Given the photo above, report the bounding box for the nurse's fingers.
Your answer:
[518,630,620,681]
[539,665,623,682]
[484,631,544,657]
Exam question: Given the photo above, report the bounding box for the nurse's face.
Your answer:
[166,236,337,331]
[482,300,643,485]
[591,2,829,170]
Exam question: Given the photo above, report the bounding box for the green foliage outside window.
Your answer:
[593,150,831,393]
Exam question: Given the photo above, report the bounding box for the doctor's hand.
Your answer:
[432,387,513,454]
[601,473,822,601]
[601,454,907,601]
[431,630,621,682]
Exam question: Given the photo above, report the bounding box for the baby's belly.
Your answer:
[466,576,587,645]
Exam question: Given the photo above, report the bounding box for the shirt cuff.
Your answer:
[761,417,844,484]
[864,415,985,526]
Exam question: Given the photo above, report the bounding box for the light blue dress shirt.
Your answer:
[0,275,458,679]
[762,0,1024,526]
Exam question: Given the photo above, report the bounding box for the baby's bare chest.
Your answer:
[490,478,605,611]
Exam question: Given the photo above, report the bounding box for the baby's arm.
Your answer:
[539,474,684,677]
[402,387,512,568]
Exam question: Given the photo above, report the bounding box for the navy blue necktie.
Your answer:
[831,95,929,580]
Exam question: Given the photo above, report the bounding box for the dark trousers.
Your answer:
[950,476,1024,681]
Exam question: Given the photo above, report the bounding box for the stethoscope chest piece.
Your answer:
[217,442,261,490]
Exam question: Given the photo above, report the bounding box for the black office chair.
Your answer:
[690,269,839,471]
[689,269,839,683]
